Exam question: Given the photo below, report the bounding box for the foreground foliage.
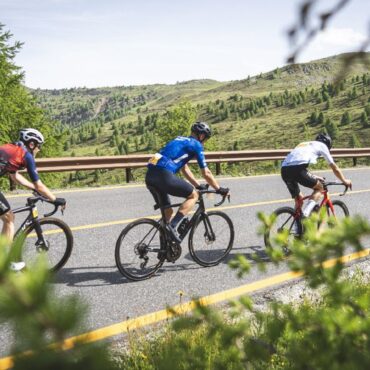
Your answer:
[116,213,370,370]
[0,235,117,370]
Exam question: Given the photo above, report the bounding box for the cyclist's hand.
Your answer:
[216,187,230,196]
[196,184,208,191]
[54,197,66,208]
[343,179,352,190]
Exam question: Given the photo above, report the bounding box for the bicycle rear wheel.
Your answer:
[264,207,301,252]
[23,217,73,272]
[115,218,165,281]
[188,211,234,267]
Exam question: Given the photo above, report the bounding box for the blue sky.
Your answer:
[1,0,368,88]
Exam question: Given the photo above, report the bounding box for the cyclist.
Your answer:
[145,121,229,242]
[0,128,66,271]
[281,133,352,220]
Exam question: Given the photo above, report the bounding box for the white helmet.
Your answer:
[19,128,45,145]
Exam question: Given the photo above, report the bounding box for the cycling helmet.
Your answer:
[191,121,212,139]
[315,133,332,150]
[19,128,45,145]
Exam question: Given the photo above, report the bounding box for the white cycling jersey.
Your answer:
[282,141,334,167]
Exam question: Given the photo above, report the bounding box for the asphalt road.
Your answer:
[1,166,370,356]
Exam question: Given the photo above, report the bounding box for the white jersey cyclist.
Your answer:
[282,140,334,168]
[281,133,352,219]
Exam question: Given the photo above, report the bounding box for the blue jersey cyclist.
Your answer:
[0,128,66,271]
[145,122,229,242]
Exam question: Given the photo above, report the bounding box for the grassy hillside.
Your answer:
[32,52,370,158]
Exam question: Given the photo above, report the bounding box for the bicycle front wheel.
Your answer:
[264,207,300,251]
[115,218,165,281]
[325,199,349,228]
[188,211,234,267]
[23,217,73,272]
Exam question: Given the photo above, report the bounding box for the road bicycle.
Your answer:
[264,181,350,251]
[13,195,73,272]
[115,186,234,281]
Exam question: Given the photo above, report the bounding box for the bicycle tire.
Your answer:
[23,217,73,272]
[188,211,234,267]
[115,218,165,281]
[264,207,301,250]
[327,199,349,217]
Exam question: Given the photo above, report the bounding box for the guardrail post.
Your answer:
[216,163,221,175]
[125,168,132,183]
[353,157,357,167]
[9,177,16,191]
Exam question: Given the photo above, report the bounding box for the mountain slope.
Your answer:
[32,52,370,155]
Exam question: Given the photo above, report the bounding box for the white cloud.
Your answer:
[314,27,367,48]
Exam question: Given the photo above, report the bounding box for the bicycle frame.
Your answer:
[158,193,210,240]
[293,182,348,220]
[13,202,41,238]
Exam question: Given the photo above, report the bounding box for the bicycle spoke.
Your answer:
[189,211,234,267]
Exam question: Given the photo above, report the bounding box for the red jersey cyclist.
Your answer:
[0,128,66,271]
[281,133,352,221]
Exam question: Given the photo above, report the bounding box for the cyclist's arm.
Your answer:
[10,172,36,190]
[181,165,200,188]
[329,163,352,188]
[201,167,220,191]
[34,180,56,202]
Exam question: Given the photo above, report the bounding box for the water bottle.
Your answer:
[177,217,190,237]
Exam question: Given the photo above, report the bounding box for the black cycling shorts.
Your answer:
[281,165,318,198]
[145,166,194,207]
[0,192,11,216]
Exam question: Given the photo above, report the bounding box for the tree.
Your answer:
[317,112,324,124]
[349,133,361,148]
[341,111,351,125]
[157,101,197,146]
[324,117,338,139]
[360,111,369,127]
[0,24,62,158]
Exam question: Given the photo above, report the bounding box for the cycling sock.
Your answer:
[303,199,317,217]
[170,212,184,228]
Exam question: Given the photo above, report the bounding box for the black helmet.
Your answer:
[191,121,211,139]
[315,133,332,150]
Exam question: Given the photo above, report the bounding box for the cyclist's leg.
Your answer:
[281,166,301,203]
[297,168,323,216]
[0,192,14,242]
[165,176,196,228]
[145,169,172,221]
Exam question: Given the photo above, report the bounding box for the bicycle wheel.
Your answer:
[115,218,165,281]
[23,217,73,272]
[264,207,301,250]
[325,199,349,228]
[188,211,234,267]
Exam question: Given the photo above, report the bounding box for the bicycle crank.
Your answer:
[166,242,182,263]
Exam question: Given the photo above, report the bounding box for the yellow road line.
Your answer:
[6,166,370,198]
[0,248,368,370]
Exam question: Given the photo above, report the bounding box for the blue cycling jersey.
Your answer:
[148,136,207,173]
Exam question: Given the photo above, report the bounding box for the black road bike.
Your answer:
[13,195,73,272]
[115,186,234,281]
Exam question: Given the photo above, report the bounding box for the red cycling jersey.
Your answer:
[0,143,39,182]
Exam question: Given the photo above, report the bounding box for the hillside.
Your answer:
[32,52,370,157]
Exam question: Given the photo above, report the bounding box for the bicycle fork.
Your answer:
[201,213,216,242]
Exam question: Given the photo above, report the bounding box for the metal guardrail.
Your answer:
[33,148,370,183]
